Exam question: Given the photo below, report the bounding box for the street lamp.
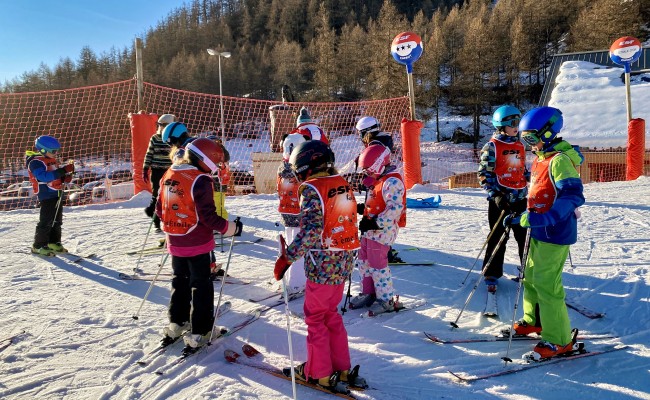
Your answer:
[207,48,231,142]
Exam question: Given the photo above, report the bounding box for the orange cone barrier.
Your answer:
[626,118,645,180]
[400,118,423,189]
[129,113,159,194]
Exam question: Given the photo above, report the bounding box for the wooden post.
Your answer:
[135,38,144,111]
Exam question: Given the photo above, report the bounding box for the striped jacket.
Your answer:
[143,133,172,170]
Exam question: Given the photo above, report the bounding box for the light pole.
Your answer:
[207,48,231,142]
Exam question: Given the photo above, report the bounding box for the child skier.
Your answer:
[477,105,529,293]
[26,135,75,256]
[143,113,174,233]
[156,138,243,351]
[292,106,328,144]
[504,106,585,359]
[276,132,307,295]
[349,143,406,314]
[274,140,365,393]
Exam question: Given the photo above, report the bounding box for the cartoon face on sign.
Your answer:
[609,36,642,65]
[391,31,423,70]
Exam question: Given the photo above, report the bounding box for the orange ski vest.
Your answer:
[528,153,560,214]
[490,138,527,189]
[159,167,210,235]
[277,173,301,215]
[302,175,359,250]
[364,171,406,227]
[28,155,62,193]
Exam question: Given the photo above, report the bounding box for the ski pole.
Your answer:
[208,217,239,345]
[340,271,353,315]
[450,226,511,329]
[51,189,65,229]
[277,234,297,400]
[132,252,170,320]
[502,228,531,364]
[133,216,156,276]
[460,209,506,285]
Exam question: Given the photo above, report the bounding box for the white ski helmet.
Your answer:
[356,116,381,139]
[282,133,307,161]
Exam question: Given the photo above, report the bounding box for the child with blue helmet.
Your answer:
[477,105,529,295]
[26,135,75,256]
[504,106,585,360]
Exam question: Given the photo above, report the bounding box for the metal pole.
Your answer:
[624,71,632,122]
[219,55,225,143]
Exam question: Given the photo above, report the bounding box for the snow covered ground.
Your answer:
[1,176,649,399]
[1,59,650,399]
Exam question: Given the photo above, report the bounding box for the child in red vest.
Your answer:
[26,135,75,256]
[276,133,307,294]
[350,144,406,314]
[156,138,242,352]
[274,140,365,393]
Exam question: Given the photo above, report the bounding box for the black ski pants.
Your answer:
[33,196,63,248]
[144,167,167,229]
[482,198,528,279]
[168,252,214,335]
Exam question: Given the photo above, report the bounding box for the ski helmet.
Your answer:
[519,107,563,147]
[289,140,335,181]
[492,105,521,128]
[358,143,391,177]
[356,116,381,139]
[162,122,188,144]
[282,133,307,161]
[185,138,224,174]
[295,124,328,145]
[157,114,176,126]
[35,135,61,154]
[296,106,312,126]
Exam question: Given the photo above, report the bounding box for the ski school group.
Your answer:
[26,103,586,395]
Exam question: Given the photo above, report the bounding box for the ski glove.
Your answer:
[503,212,530,228]
[493,195,509,211]
[274,254,291,281]
[63,163,75,174]
[143,168,150,184]
[223,218,243,237]
[359,216,379,233]
[356,203,365,215]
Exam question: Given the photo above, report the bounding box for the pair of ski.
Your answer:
[126,237,265,256]
[117,272,250,285]
[30,251,94,263]
[225,344,367,399]
[447,344,628,382]
[424,331,618,345]
[135,301,233,367]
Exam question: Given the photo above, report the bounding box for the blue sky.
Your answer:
[0,0,184,82]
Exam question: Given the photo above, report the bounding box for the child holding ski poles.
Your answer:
[349,143,406,314]
[273,140,365,394]
[477,105,529,294]
[276,132,308,295]
[26,135,75,256]
[504,106,585,359]
[156,138,243,351]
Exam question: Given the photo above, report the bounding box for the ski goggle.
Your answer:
[41,148,59,155]
[500,115,520,128]
[521,131,541,146]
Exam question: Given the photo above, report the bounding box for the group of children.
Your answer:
[27,104,584,393]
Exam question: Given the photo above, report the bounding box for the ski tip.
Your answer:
[224,349,240,363]
[242,344,260,357]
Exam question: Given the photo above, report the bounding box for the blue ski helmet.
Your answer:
[35,135,61,154]
[162,122,188,144]
[519,107,563,147]
[492,105,521,128]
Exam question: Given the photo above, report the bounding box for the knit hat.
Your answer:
[296,107,312,126]
[158,114,176,125]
